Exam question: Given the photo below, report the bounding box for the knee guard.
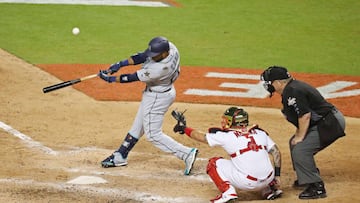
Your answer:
[206,157,230,193]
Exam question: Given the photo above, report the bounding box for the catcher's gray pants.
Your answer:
[290,109,345,185]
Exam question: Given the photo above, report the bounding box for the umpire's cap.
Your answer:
[261,66,291,82]
[144,36,170,57]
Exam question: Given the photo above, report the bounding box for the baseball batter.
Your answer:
[99,36,198,175]
[172,107,283,203]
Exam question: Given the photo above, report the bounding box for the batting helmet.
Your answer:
[144,36,170,57]
[222,107,249,129]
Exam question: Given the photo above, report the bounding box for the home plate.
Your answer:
[67,176,107,185]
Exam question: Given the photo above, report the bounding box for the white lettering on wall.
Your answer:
[185,72,360,99]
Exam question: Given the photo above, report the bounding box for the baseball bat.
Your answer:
[43,73,99,93]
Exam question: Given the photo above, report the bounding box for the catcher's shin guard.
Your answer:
[117,133,138,158]
[207,157,230,193]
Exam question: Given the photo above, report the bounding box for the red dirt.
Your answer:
[38,64,360,118]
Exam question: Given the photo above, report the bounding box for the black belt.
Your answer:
[147,88,172,93]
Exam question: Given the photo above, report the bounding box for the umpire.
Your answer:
[260,66,346,199]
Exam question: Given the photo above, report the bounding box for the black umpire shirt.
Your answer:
[281,79,334,128]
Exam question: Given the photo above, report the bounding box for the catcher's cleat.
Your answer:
[210,191,238,203]
[101,152,128,168]
[184,148,198,175]
[265,189,283,200]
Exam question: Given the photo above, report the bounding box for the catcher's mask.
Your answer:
[222,107,249,129]
[260,66,291,97]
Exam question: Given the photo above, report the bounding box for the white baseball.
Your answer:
[72,27,80,35]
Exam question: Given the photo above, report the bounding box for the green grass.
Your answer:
[0,0,359,75]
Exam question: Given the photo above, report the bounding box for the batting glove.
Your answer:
[108,60,128,74]
[99,70,116,83]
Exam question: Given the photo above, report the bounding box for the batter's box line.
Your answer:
[0,178,205,203]
[0,120,210,162]
[0,121,58,155]
[0,120,209,181]
[61,166,210,182]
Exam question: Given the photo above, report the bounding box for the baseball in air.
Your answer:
[72,27,80,35]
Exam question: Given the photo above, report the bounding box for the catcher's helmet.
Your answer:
[222,107,249,129]
[144,36,170,57]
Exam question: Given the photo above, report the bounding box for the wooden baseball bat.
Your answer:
[43,73,99,93]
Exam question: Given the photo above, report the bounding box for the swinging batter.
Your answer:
[98,36,198,175]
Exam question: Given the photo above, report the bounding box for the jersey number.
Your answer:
[247,137,260,152]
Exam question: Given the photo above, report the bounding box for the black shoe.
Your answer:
[101,152,128,168]
[299,182,327,199]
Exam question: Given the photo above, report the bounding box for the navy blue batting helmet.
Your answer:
[144,36,170,57]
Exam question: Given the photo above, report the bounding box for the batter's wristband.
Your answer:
[120,59,129,67]
[275,167,281,176]
[184,127,194,137]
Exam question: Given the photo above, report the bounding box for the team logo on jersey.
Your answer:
[121,75,128,81]
[144,71,150,77]
[287,97,296,106]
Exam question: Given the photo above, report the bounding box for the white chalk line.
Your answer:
[62,166,210,182]
[0,120,207,159]
[54,148,211,182]
[0,121,58,155]
[0,120,209,180]
[0,120,210,202]
[0,178,205,203]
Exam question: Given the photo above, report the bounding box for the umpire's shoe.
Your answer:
[101,152,128,168]
[184,148,198,175]
[299,181,327,199]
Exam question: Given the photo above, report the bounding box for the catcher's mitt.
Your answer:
[171,109,187,134]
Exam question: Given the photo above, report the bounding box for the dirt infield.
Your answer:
[1,48,360,203]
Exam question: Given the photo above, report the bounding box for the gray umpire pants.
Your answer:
[290,109,346,185]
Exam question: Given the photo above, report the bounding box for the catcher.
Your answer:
[172,107,283,203]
